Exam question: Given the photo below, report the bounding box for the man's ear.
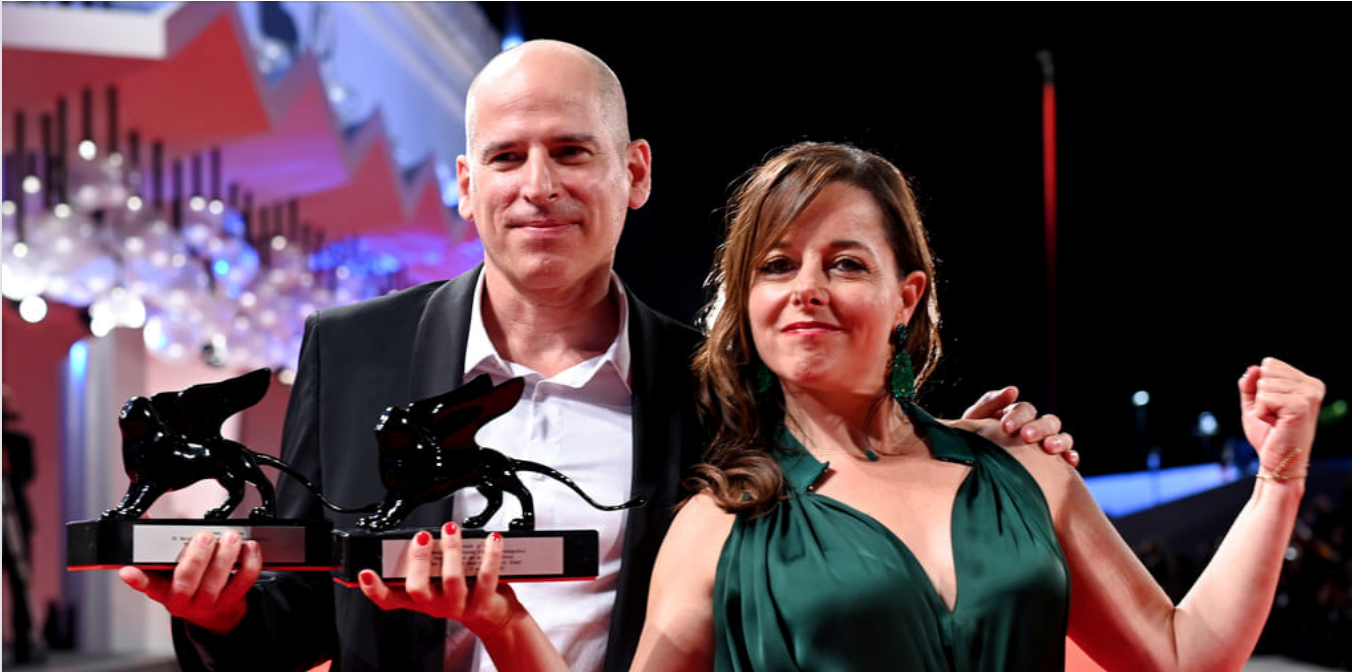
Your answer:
[626,139,653,209]
[456,155,474,221]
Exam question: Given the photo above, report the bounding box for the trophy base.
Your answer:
[66,518,336,571]
[332,528,598,586]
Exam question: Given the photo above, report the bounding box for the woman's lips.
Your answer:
[782,321,839,334]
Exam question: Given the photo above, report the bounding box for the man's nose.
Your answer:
[521,152,560,204]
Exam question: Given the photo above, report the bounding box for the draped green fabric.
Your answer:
[713,408,1069,671]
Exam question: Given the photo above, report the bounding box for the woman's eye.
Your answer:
[759,257,795,275]
[831,257,867,272]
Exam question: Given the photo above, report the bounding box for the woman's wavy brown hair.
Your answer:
[689,142,941,516]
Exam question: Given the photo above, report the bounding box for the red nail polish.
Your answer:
[415,531,431,546]
[445,521,459,536]
[490,532,502,543]
[359,571,375,586]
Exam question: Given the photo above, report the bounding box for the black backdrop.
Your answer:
[481,3,1351,476]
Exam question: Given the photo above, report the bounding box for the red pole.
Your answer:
[1037,50,1058,412]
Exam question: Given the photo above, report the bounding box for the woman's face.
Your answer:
[748,181,926,398]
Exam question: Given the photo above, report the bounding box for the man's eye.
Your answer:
[489,152,522,164]
[555,146,592,161]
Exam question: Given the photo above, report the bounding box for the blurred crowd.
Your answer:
[1137,470,1352,669]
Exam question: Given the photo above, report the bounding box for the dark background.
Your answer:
[484,3,1350,476]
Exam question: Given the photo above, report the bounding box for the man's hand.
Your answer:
[359,523,523,639]
[118,530,261,635]
[961,386,1078,467]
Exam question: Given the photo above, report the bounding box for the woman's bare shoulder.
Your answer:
[996,436,1083,522]
[949,417,1079,507]
[669,491,738,547]
[650,491,738,595]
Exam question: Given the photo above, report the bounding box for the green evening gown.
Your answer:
[713,408,1070,671]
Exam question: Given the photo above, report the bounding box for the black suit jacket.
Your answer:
[175,266,705,672]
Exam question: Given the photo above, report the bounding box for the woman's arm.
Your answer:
[1020,358,1322,672]
[630,492,736,672]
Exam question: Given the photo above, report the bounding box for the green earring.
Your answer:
[890,324,916,411]
[754,362,774,395]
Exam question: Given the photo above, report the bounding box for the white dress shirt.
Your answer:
[445,273,635,672]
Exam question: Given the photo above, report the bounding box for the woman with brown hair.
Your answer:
[379,141,1323,672]
[633,141,1321,671]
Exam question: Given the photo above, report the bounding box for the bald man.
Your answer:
[125,40,1070,672]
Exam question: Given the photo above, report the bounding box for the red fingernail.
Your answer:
[415,531,431,546]
[359,570,375,586]
[445,521,458,536]
[490,532,502,543]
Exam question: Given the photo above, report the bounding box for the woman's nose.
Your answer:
[790,268,828,307]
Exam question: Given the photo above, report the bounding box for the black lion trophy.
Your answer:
[67,369,354,571]
[333,374,645,585]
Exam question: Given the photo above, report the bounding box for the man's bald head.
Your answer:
[465,39,631,153]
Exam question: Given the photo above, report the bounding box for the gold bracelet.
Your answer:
[1257,447,1306,481]
[1256,470,1308,481]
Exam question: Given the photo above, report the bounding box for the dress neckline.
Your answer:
[773,405,977,493]
[772,405,978,616]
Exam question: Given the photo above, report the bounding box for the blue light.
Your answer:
[374,253,402,274]
[1085,462,1245,518]
[502,33,524,51]
[437,161,459,207]
[143,315,169,351]
[69,340,88,379]
[1197,411,1219,436]
[213,259,230,276]
[221,208,246,236]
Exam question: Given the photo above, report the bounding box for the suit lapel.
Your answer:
[390,267,485,670]
[409,265,479,402]
[603,287,699,672]
[405,265,479,530]
[627,289,676,524]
